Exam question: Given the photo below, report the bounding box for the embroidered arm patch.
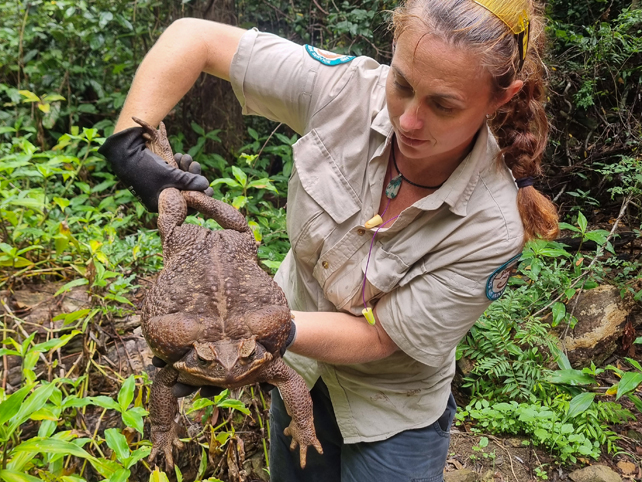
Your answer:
[304,44,355,66]
[486,254,522,301]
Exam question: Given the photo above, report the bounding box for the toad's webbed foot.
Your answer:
[283,415,323,469]
[149,421,184,471]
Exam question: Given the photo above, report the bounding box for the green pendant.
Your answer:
[385,175,402,199]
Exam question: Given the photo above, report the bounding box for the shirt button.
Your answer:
[357,228,366,236]
[322,261,329,269]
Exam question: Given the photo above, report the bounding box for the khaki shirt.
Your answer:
[230,29,524,443]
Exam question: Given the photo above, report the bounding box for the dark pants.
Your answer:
[269,379,456,482]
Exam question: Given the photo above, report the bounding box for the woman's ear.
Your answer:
[490,79,524,113]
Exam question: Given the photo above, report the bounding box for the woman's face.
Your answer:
[386,27,500,163]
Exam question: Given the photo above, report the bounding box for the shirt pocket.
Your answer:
[288,129,362,265]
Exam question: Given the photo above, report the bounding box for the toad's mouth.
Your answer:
[172,339,273,385]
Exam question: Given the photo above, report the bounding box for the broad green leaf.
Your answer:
[32,331,80,353]
[52,309,91,324]
[626,357,642,372]
[43,94,66,103]
[0,256,32,268]
[13,438,91,459]
[634,337,642,345]
[248,127,259,140]
[61,397,93,410]
[577,212,587,232]
[567,392,595,418]
[231,166,247,187]
[547,369,595,386]
[0,469,41,482]
[558,222,580,233]
[9,383,56,434]
[191,122,205,135]
[232,195,247,210]
[89,457,121,479]
[109,469,131,482]
[118,376,136,412]
[18,90,40,103]
[54,278,88,297]
[627,394,642,412]
[175,465,183,482]
[196,447,207,481]
[551,302,566,327]
[53,197,70,211]
[61,477,88,482]
[88,395,121,411]
[534,428,548,440]
[0,385,32,425]
[149,468,171,482]
[104,428,130,462]
[122,409,145,434]
[125,447,151,469]
[209,178,240,188]
[616,372,642,399]
[217,399,250,415]
[29,406,59,421]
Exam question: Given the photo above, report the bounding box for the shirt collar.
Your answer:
[371,109,498,217]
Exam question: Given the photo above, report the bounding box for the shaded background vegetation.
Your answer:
[0,0,641,480]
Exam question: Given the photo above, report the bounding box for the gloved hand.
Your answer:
[98,127,211,212]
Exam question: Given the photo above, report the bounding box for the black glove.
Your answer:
[151,356,223,398]
[98,127,211,212]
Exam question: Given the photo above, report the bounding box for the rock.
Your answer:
[445,469,479,482]
[616,461,636,475]
[457,356,475,376]
[480,470,495,481]
[568,465,622,482]
[557,285,638,367]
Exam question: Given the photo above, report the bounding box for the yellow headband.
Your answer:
[472,0,530,69]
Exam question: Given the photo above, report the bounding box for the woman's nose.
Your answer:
[398,101,423,133]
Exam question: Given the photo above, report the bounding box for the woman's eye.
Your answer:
[394,81,412,92]
[434,103,454,114]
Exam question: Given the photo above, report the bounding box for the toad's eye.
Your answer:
[197,356,208,366]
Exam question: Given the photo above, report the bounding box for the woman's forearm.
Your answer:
[115,18,246,132]
[288,310,398,364]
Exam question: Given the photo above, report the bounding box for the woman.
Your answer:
[99,0,558,480]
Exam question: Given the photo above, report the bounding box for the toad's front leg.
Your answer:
[260,358,323,468]
[149,366,184,471]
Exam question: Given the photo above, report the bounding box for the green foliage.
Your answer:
[457,396,631,463]
[458,213,640,462]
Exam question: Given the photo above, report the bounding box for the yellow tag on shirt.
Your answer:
[362,307,376,325]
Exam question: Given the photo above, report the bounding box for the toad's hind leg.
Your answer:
[158,188,187,242]
[182,191,250,233]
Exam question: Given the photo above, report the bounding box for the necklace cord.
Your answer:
[391,137,445,190]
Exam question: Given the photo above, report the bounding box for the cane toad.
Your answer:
[135,118,322,470]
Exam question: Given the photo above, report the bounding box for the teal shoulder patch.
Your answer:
[486,254,522,301]
[304,45,354,66]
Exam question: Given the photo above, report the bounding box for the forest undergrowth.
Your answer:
[0,0,641,480]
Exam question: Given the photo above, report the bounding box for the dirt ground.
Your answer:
[445,428,642,482]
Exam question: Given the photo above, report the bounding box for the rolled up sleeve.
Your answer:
[229,29,352,135]
[375,266,492,368]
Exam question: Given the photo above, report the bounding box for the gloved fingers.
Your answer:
[172,168,211,191]
[178,154,193,172]
[204,187,214,197]
[188,161,202,175]
[200,386,224,398]
[151,356,167,368]
[172,382,200,398]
